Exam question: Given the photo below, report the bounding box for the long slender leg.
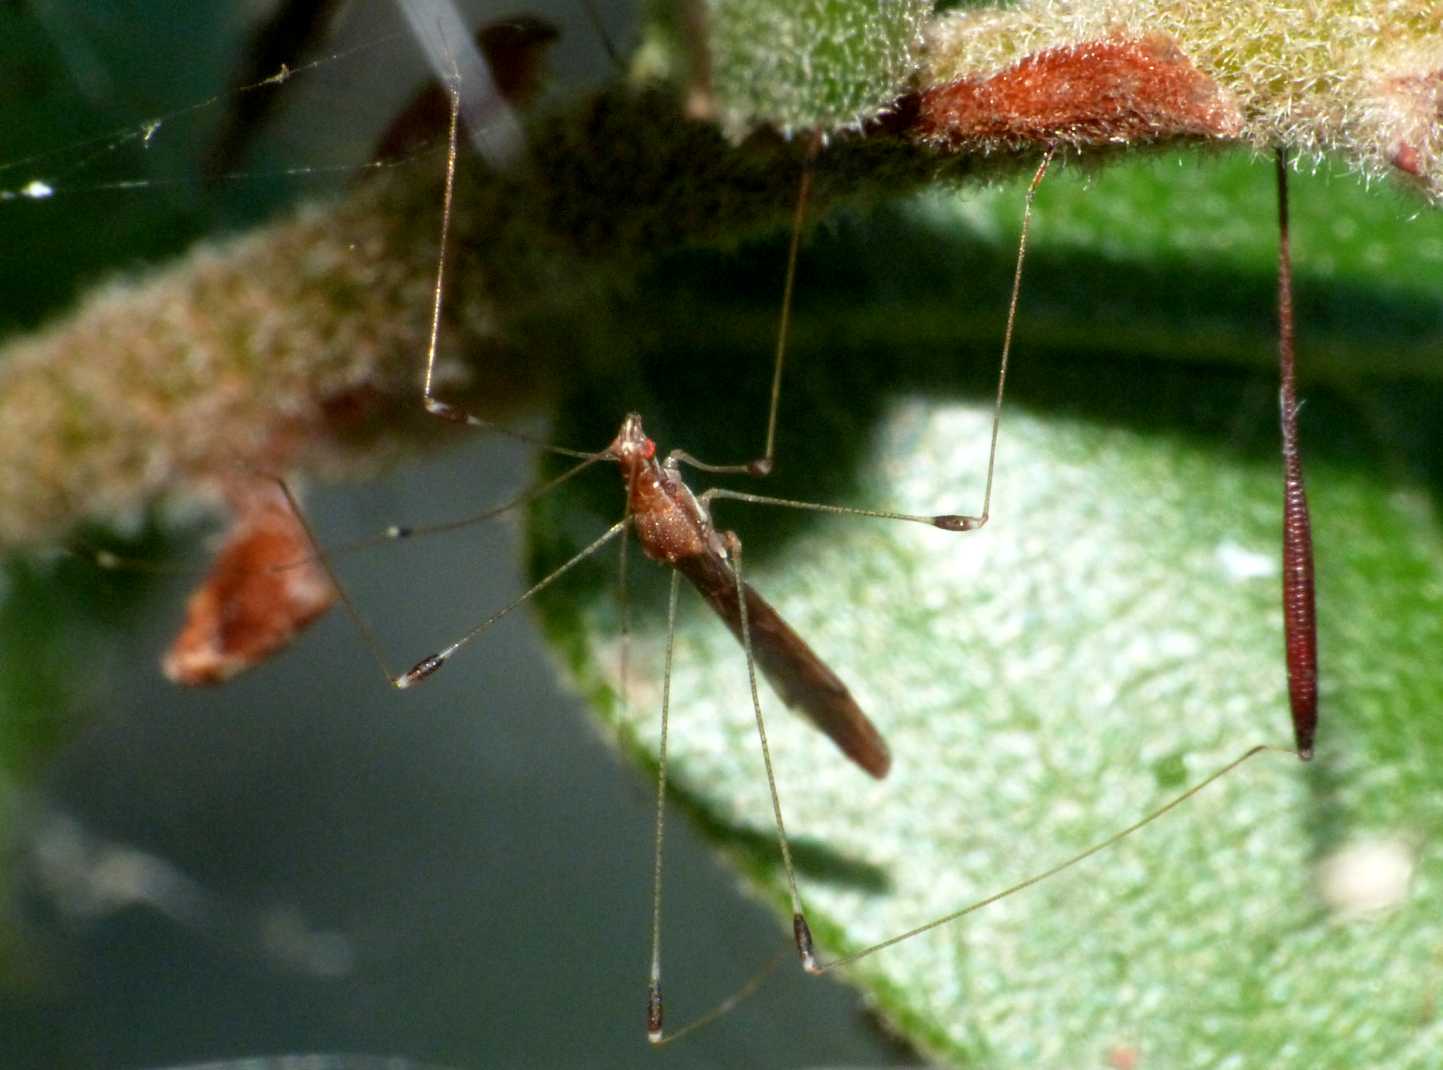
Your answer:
[279,453,605,568]
[970,148,1054,530]
[728,536,816,972]
[413,70,594,460]
[809,744,1290,972]
[646,570,682,1043]
[661,151,1306,1004]
[274,468,626,687]
[1275,149,1319,760]
[679,150,1055,534]
[755,134,821,478]
[750,153,1309,981]
[394,520,628,686]
[615,496,638,754]
[642,151,1059,1032]
[644,560,794,1048]
[666,136,820,479]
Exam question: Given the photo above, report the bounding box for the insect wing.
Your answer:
[677,550,891,778]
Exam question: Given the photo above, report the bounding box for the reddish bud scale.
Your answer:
[164,480,336,685]
[913,36,1242,153]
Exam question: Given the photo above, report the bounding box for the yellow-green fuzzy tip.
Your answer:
[706,0,929,138]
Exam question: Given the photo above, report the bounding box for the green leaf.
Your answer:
[528,151,1443,1065]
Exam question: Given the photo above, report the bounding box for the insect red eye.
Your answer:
[642,437,656,460]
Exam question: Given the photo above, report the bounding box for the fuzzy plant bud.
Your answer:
[924,0,1443,197]
[688,0,932,138]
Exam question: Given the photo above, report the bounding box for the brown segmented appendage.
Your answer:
[913,35,1242,153]
[1281,431,1317,760]
[1276,151,1318,760]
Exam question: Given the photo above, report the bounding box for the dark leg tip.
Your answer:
[396,653,445,689]
[934,514,983,532]
[793,913,819,974]
[647,981,663,1042]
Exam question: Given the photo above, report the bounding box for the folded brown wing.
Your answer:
[676,550,891,779]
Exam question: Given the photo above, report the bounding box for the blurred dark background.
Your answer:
[0,3,911,1067]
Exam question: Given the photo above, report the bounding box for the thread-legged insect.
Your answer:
[16,12,1441,1064]
[267,66,1317,1045]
